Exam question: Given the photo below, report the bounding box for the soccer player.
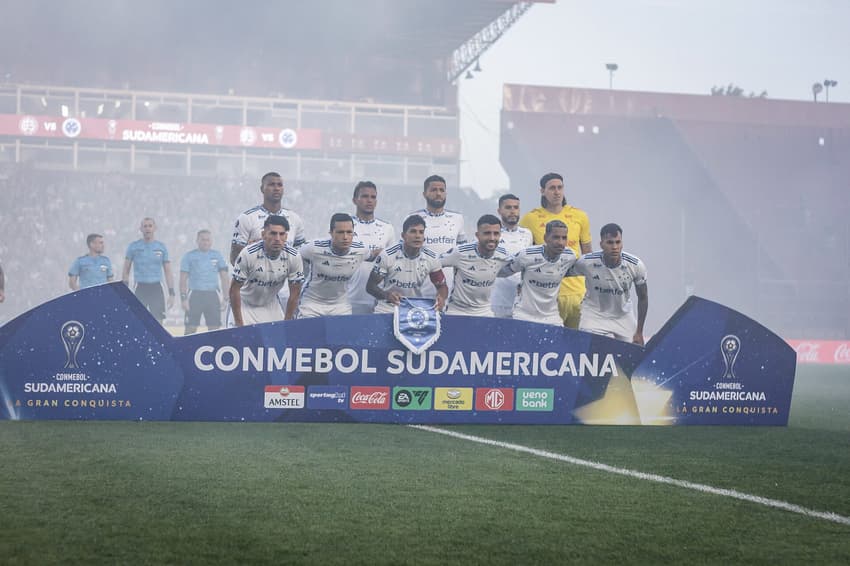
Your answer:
[68,233,113,290]
[347,181,396,315]
[440,214,510,317]
[405,174,467,298]
[491,194,533,318]
[231,172,306,264]
[179,230,229,335]
[230,216,304,326]
[367,214,448,314]
[569,223,649,345]
[519,173,592,328]
[122,217,174,323]
[298,213,368,318]
[498,220,578,326]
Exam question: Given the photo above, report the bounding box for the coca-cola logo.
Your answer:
[834,343,850,363]
[794,342,821,363]
[350,387,390,410]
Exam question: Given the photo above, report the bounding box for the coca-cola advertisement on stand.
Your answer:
[0,284,796,425]
[786,340,850,365]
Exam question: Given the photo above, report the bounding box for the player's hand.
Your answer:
[385,290,401,306]
[435,295,445,311]
[633,332,645,346]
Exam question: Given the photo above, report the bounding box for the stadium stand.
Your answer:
[500,85,850,339]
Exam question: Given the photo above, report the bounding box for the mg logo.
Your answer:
[484,389,505,410]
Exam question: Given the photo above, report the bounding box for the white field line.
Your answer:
[410,425,850,527]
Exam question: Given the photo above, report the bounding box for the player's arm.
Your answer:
[179,271,190,312]
[634,282,649,346]
[218,268,230,308]
[105,260,114,283]
[121,258,132,285]
[68,259,80,291]
[229,243,244,266]
[284,281,301,320]
[229,279,245,327]
[430,269,448,311]
[367,268,400,306]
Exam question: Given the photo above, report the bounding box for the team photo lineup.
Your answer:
[107,171,648,343]
[1,1,848,564]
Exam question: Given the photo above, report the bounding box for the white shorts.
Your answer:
[514,309,561,327]
[298,300,352,319]
[240,301,285,325]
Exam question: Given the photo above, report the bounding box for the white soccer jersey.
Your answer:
[232,205,306,249]
[232,242,304,309]
[570,251,647,338]
[299,239,368,317]
[501,245,578,325]
[491,225,533,317]
[371,244,443,314]
[406,208,467,299]
[441,243,511,317]
[347,215,396,311]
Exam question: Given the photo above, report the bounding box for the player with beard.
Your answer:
[498,220,578,326]
[440,214,510,317]
[230,216,303,326]
[490,194,533,318]
[405,175,467,299]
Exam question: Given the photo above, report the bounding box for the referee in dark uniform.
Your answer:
[179,229,229,334]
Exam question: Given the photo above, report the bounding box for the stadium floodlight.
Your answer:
[812,82,823,102]
[823,79,838,103]
[606,63,619,89]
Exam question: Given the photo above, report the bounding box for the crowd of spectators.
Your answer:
[0,165,492,326]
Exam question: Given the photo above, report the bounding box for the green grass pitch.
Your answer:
[1,365,848,565]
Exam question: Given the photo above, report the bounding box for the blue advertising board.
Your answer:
[0,283,796,424]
